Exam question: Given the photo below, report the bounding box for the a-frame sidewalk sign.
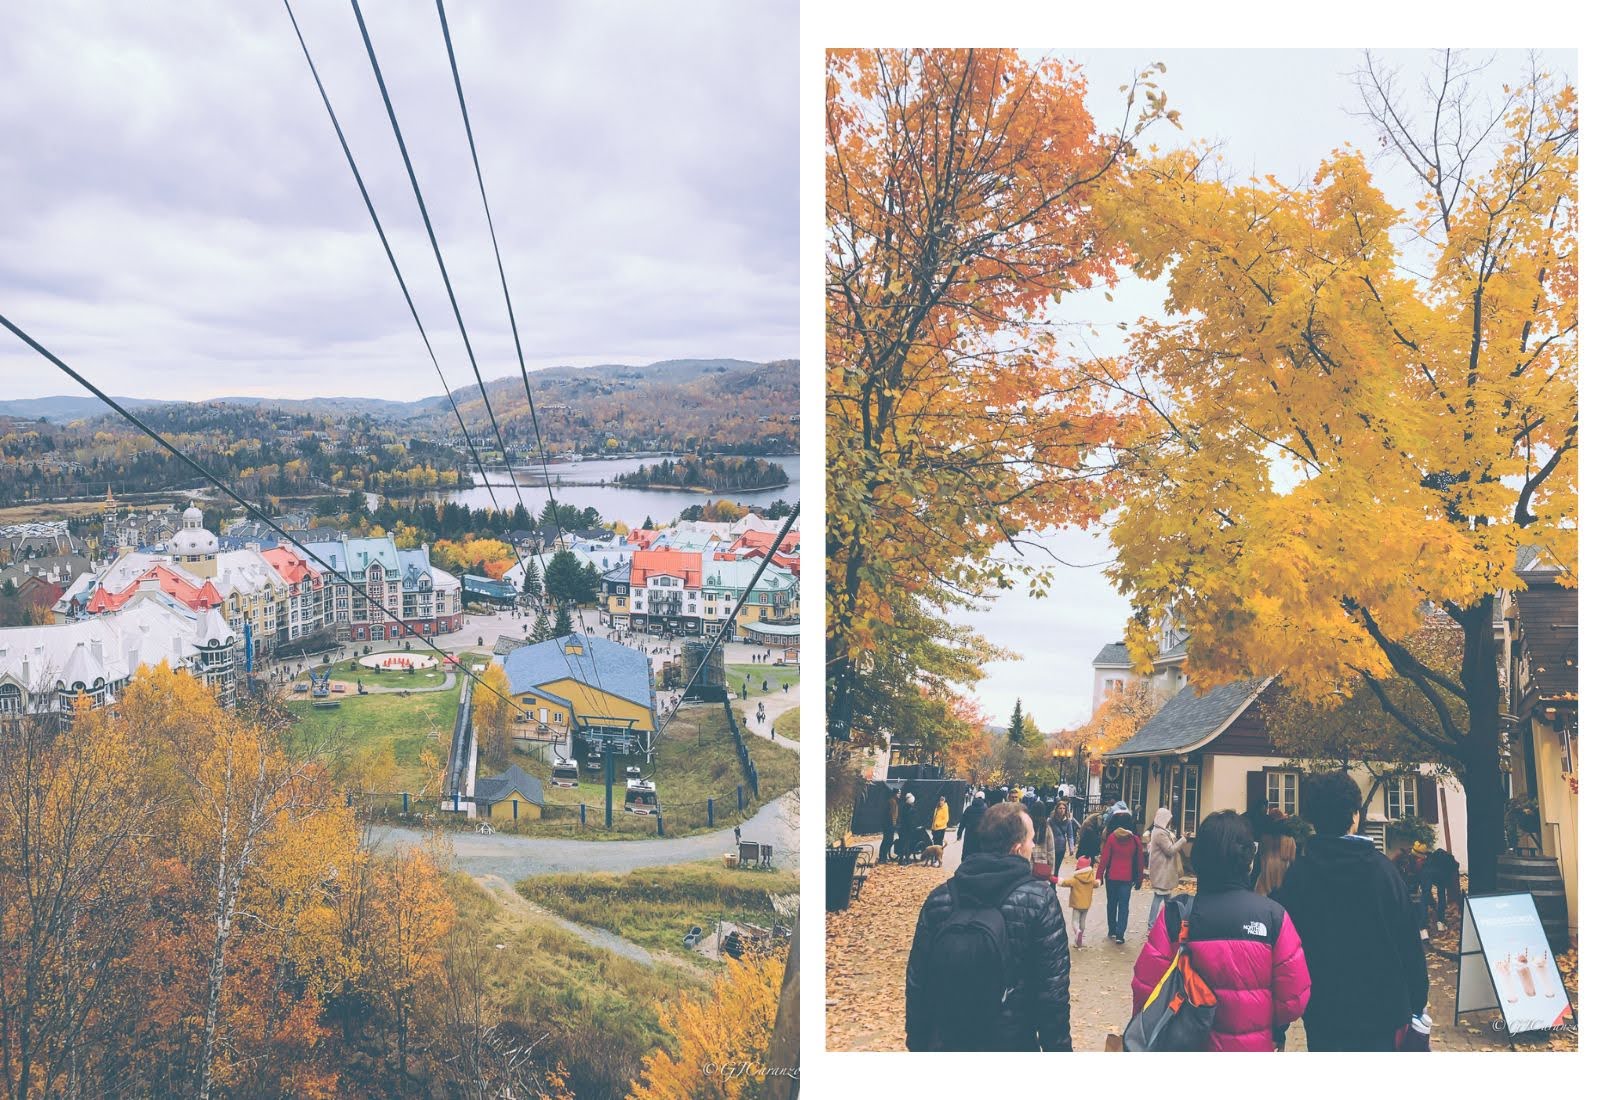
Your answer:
[1454,891,1574,1043]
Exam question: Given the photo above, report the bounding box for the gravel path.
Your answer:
[373,789,798,879]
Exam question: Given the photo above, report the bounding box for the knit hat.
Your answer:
[1076,856,1091,869]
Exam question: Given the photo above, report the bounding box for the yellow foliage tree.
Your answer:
[1103,56,1576,889]
[629,952,787,1100]
[473,662,516,769]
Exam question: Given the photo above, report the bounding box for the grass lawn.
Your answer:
[286,689,457,793]
[773,707,798,740]
[295,655,449,690]
[518,859,798,966]
[446,873,683,1100]
[725,662,799,696]
[491,703,798,839]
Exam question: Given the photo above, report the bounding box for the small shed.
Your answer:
[475,764,545,821]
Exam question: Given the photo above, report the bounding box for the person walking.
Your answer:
[1066,855,1097,949]
[1096,809,1144,944]
[1077,812,1104,868]
[1253,826,1298,897]
[1144,806,1182,932]
[879,789,901,866]
[1131,811,1311,1051]
[896,792,920,864]
[956,791,987,861]
[1049,800,1073,879]
[905,803,1073,1051]
[931,795,951,847]
[1272,771,1429,1051]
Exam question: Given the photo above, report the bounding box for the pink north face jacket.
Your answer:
[1131,887,1311,1051]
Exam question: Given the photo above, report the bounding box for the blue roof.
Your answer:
[498,633,654,716]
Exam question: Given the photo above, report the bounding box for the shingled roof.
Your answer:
[499,633,654,713]
[1104,678,1272,757]
[475,765,544,805]
[1093,643,1132,666]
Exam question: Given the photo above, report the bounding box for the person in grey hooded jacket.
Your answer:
[1144,806,1182,931]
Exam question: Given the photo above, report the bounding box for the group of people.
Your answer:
[905,771,1433,1052]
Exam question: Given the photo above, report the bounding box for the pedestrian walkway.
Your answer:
[825,833,1522,1052]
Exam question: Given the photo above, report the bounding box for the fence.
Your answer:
[723,697,761,799]
[357,780,772,840]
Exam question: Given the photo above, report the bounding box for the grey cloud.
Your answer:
[1,0,798,400]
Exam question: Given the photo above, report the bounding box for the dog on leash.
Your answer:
[920,844,944,867]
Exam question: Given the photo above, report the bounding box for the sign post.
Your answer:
[1455,892,1573,1040]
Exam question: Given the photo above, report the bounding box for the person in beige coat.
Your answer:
[1144,806,1182,932]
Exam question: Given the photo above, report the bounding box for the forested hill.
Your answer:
[6,357,799,455]
[422,357,799,454]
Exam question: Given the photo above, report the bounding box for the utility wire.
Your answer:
[0,312,540,726]
[285,0,588,689]
[349,0,609,693]
[659,503,800,734]
[429,0,619,718]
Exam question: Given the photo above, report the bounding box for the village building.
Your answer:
[1504,547,1578,942]
[260,546,331,648]
[0,520,86,561]
[0,598,239,719]
[462,573,520,608]
[1100,632,1471,868]
[293,533,462,642]
[474,764,545,821]
[699,556,798,637]
[627,548,704,635]
[495,632,655,761]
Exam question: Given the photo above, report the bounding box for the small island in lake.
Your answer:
[612,455,790,493]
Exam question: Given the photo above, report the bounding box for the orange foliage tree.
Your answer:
[629,951,787,1100]
[825,48,1169,751]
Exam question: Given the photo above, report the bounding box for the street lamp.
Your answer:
[1052,748,1068,785]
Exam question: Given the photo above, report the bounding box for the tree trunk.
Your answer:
[1457,596,1506,895]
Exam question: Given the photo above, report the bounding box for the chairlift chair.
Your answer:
[624,777,658,815]
[551,759,580,789]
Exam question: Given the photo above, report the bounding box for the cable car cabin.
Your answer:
[625,765,642,782]
[625,778,658,815]
[584,752,603,773]
[551,761,580,789]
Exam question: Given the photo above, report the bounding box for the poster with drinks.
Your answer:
[1457,893,1573,1035]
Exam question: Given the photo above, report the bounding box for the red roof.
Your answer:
[262,545,321,587]
[734,530,800,556]
[629,548,702,588]
[86,564,224,615]
[628,528,663,548]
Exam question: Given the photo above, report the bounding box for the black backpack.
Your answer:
[920,883,1014,1050]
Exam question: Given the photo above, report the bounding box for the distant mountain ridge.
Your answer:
[1,357,797,425]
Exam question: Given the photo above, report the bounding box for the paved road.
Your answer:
[736,690,799,752]
[372,788,798,879]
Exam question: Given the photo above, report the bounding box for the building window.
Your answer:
[1125,765,1144,821]
[1179,763,1201,836]
[0,684,21,715]
[1387,775,1418,821]
[1265,770,1299,818]
[1106,678,1125,694]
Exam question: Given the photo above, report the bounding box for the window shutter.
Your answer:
[1417,775,1439,824]
[1246,769,1267,813]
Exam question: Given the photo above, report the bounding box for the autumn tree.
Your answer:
[629,951,787,1100]
[825,49,1169,755]
[1103,54,1575,890]
[474,662,516,769]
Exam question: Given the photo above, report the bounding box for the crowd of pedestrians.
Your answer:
[896,770,1443,1052]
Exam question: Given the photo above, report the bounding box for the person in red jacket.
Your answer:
[1096,809,1144,943]
[1132,810,1311,1051]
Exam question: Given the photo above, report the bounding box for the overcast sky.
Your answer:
[0,0,798,401]
[958,47,1577,732]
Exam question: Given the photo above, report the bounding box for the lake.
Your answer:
[436,453,800,529]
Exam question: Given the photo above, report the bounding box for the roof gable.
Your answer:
[1105,678,1272,757]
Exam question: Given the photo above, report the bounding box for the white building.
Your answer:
[0,598,239,717]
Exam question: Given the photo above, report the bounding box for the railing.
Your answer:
[723,697,760,799]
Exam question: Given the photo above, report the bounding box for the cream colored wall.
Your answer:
[1531,719,1578,936]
